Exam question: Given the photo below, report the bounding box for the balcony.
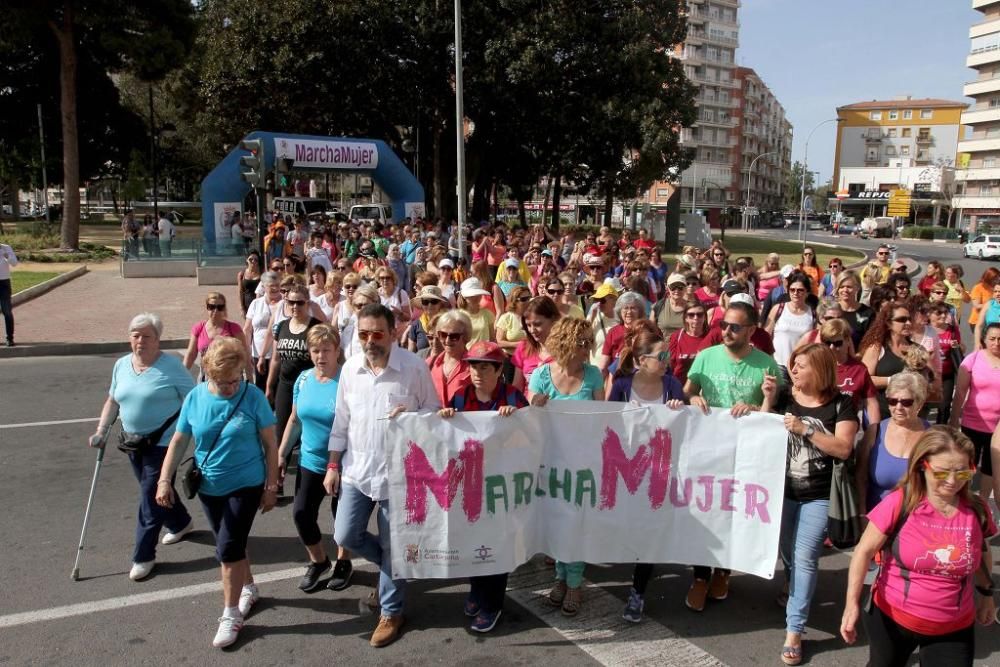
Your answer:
[864,155,882,164]
[962,107,1000,124]
[864,134,884,144]
[916,134,934,145]
[952,194,1000,209]
[698,116,738,128]
[695,95,738,109]
[973,0,1000,10]
[959,137,1000,153]
[956,167,1000,181]
[968,49,1000,68]
[688,73,738,88]
[964,78,1000,97]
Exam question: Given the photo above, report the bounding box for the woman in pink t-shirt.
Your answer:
[948,322,1000,503]
[182,292,251,379]
[511,296,560,392]
[841,427,995,667]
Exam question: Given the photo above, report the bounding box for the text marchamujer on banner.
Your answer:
[386,402,787,580]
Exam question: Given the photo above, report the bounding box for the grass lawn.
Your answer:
[11,271,62,294]
[710,234,866,268]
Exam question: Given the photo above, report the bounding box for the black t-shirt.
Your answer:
[274,317,320,384]
[840,304,874,345]
[775,389,857,501]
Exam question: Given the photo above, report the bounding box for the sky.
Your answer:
[738,0,979,183]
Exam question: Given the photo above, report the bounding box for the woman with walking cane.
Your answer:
[155,337,279,649]
[87,313,195,582]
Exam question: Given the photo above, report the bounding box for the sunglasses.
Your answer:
[719,321,745,333]
[516,295,531,302]
[922,461,975,482]
[206,303,225,311]
[829,264,841,269]
[344,284,359,290]
[438,331,464,343]
[788,287,806,294]
[892,316,912,324]
[357,330,386,342]
[685,311,706,318]
[286,299,306,306]
[642,351,670,363]
[877,252,889,256]
[887,397,915,407]
[280,288,290,294]
[546,289,562,296]
[822,338,845,348]
[669,285,685,292]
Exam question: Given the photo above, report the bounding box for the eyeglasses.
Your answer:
[887,397,915,407]
[669,285,685,292]
[895,285,910,291]
[378,275,393,282]
[892,316,912,324]
[280,288,290,294]
[642,351,670,363]
[248,257,259,263]
[357,330,387,342]
[211,378,242,389]
[286,299,306,306]
[344,284,359,291]
[685,311,706,318]
[206,303,225,311]
[822,338,845,348]
[575,338,594,348]
[546,289,562,296]
[438,331,464,343]
[788,287,806,294]
[829,264,842,269]
[922,461,975,482]
[719,321,745,333]
[516,295,531,302]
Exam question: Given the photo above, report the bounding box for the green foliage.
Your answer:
[901,225,959,241]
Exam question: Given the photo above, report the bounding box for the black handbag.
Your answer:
[117,409,181,454]
[179,384,248,499]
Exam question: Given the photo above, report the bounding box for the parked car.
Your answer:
[964,234,1000,260]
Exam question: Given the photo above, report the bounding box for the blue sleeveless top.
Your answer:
[866,418,928,511]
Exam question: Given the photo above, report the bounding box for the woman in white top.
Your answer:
[376,267,412,326]
[311,271,344,323]
[766,273,816,374]
[243,271,282,391]
[588,283,620,367]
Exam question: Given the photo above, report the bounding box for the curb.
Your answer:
[12,265,88,306]
[0,338,187,360]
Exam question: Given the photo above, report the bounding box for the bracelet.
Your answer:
[264,484,279,493]
[327,462,341,471]
[156,480,171,486]
[976,585,994,597]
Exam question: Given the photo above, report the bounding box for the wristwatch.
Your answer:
[264,484,280,493]
[804,425,816,438]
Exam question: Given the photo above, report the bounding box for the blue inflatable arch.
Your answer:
[200,131,424,246]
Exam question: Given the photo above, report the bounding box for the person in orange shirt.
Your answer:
[968,267,999,328]
[797,246,825,297]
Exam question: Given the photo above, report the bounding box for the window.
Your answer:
[886,146,897,156]
[869,111,882,120]
[888,110,899,120]
[990,98,1000,109]
[920,109,933,119]
[902,128,912,138]
[988,127,1000,138]
[903,110,913,120]
[656,188,669,197]
[982,185,994,196]
[971,31,1000,55]
[985,158,997,168]
[887,128,897,138]
[901,145,910,156]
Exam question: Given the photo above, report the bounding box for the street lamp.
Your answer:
[744,151,777,232]
[453,0,466,260]
[799,117,844,242]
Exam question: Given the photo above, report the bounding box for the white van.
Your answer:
[349,203,393,225]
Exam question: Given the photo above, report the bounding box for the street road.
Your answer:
[2,355,998,666]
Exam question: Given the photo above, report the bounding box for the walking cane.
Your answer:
[71,440,108,581]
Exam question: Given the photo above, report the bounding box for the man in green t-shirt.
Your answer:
[682,300,781,612]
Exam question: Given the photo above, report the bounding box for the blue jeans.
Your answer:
[128,446,191,563]
[779,497,829,634]
[334,483,404,615]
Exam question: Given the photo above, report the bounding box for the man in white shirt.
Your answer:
[0,242,18,346]
[325,304,439,648]
[158,213,176,258]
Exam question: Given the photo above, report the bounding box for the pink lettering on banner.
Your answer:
[744,483,771,523]
[598,427,672,510]
[403,440,484,525]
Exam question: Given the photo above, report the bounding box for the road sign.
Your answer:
[887,188,911,217]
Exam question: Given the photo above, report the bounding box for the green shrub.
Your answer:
[900,225,959,241]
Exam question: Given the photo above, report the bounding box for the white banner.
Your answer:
[275,137,379,170]
[213,202,242,245]
[386,402,787,580]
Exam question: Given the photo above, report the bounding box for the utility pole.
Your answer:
[453,0,467,260]
[37,104,50,224]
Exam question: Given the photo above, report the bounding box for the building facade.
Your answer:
[733,67,792,218]
[954,0,1000,232]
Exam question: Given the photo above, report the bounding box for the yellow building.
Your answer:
[832,97,966,190]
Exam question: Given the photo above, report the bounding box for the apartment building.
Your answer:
[733,67,792,216]
[954,0,1000,232]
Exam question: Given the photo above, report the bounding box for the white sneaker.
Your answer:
[212,615,243,648]
[238,584,260,618]
[161,520,194,545]
[129,560,155,581]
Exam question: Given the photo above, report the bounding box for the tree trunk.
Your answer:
[432,126,442,219]
[603,178,614,228]
[550,173,562,234]
[539,177,552,228]
[51,5,80,250]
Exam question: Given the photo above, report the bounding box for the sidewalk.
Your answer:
[2,269,240,358]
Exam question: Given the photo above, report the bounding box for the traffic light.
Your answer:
[239,138,264,188]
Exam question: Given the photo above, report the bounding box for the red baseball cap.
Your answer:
[464,341,505,365]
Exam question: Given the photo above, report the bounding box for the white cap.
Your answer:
[460,277,490,298]
[729,293,755,307]
[504,258,520,269]
[438,258,455,268]
[780,264,796,278]
[584,252,602,265]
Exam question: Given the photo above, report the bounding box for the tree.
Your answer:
[4,1,195,249]
[784,161,816,212]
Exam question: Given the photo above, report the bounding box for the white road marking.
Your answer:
[506,564,728,667]
[0,417,99,429]
[0,566,302,629]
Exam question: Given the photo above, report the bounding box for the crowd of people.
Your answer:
[87,214,1000,665]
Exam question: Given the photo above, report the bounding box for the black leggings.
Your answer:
[274,378,295,446]
[0,278,12,342]
[864,602,973,667]
[252,357,271,395]
[633,563,654,594]
[962,426,994,477]
[293,467,338,547]
[199,485,263,563]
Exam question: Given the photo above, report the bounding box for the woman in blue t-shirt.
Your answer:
[528,317,603,618]
[89,312,195,583]
[156,337,278,649]
[277,323,353,594]
[607,323,687,623]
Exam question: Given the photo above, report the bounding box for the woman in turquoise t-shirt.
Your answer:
[277,323,354,593]
[528,317,603,618]
[156,337,279,649]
